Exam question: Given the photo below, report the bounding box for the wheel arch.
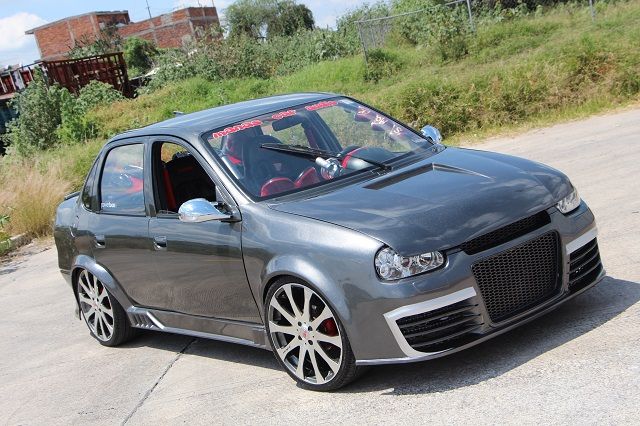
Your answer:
[259,255,352,327]
[71,255,135,312]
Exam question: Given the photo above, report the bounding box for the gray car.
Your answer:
[54,93,604,390]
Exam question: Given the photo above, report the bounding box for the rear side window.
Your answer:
[99,144,145,215]
[81,159,99,211]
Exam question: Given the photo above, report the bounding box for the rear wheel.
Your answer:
[265,279,361,391]
[76,269,136,347]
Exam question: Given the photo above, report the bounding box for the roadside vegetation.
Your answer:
[0,0,639,240]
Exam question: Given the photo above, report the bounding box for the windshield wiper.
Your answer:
[260,143,391,171]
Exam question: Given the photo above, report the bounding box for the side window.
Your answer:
[153,142,217,214]
[81,158,99,210]
[99,144,145,215]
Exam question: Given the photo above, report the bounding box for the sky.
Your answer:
[0,0,366,67]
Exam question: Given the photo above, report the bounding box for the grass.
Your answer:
[0,0,639,239]
[0,159,71,238]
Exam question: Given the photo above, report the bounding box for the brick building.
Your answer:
[25,7,219,62]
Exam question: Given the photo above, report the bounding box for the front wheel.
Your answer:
[265,279,362,391]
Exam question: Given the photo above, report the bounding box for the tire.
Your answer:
[265,278,363,391]
[75,269,136,347]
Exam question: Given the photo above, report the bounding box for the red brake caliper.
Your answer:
[320,318,338,336]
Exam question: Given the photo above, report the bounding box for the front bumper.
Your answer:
[352,203,605,365]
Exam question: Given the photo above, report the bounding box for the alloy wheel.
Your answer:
[77,270,115,342]
[268,283,343,385]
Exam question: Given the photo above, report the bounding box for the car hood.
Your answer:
[269,147,572,255]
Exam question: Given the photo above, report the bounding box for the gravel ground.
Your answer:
[1,108,638,425]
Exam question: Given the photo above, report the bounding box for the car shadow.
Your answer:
[120,275,639,392]
[120,325,280,372]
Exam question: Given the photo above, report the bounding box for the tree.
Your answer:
[226,0,315,39]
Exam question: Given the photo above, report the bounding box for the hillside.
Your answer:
[91,1,640,143]
[0,0,639,239]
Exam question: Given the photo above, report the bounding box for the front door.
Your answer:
[146,140,260,323]
[90,142,153,297]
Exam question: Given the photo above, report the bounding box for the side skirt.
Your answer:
[127,306,270,350]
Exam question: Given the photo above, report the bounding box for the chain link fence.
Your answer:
[355,0,474,64]
[355,0,598,66]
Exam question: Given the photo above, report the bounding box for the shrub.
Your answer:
[58,81,125,143]
[431,6,471,61]
[365,49,403,82]
[2,70,69,155]
[124,37,159,77]
[144,27,361,92]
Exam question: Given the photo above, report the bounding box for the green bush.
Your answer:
[0,214,9,254]
[365,49,403,82]
[144,27,361,92]
[58,81,125,143]
[2,70,69,155]
[124,37,159,77]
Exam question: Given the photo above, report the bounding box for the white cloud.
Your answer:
[0,12,47,66]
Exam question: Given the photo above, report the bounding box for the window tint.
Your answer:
[81,159,99,210]
[100,144,145,214]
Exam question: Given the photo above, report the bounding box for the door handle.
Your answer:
[153,236,167,250]
[94,235,106,248]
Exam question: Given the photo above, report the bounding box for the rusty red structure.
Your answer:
[0,65,37,99]
[41,52,133,98]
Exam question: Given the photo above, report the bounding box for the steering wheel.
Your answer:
[337,145,361,159]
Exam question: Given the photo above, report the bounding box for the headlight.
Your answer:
[375,247,444,280]
[556,188,581,214]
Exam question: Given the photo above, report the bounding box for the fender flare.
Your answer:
[260,254,352,326]
[71,255,135,313]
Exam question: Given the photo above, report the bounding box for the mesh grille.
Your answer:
[461,211,551,255]
[472,231,560,322]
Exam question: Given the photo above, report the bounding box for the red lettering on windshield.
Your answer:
[212,120,263,139]
[272,110,297,120]
[305,100,338,111]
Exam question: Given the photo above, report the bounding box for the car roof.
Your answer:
[112,92,337,141]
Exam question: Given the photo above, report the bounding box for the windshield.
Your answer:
[203,97,432,199]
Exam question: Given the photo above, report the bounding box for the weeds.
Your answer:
[0,160,71,237]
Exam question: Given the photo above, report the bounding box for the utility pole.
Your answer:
[145,0,153,19]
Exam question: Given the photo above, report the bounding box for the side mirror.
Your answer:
[178,198,231,223]
[420,125,443,144]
